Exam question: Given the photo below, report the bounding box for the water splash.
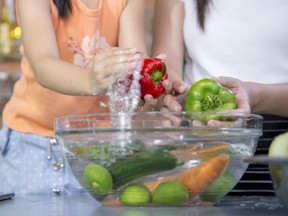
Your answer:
[106,59,143,128]
[104,58,144,158]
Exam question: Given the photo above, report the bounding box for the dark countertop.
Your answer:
[0,193,287,216]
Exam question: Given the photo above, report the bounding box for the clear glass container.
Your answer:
[55,111,263,207]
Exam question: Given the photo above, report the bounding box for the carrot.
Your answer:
[192,143,229,154]
[144,154,230,195]
[170,143,229,160]
[102,197,121,206]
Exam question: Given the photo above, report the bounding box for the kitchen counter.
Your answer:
[0,193,287,216]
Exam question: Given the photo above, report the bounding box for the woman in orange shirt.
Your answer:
[0,0,147,196]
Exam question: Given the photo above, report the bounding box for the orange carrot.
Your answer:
[170,143,229,160]
[192,143,229,154]
[144,154,230,195]
[102,197,121,206]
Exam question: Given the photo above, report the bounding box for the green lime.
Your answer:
[200,170,235,203]
[152,180,189,205]
[83,163,113,195]
[268,132,288,185]
[119,184,152,205]
[269,132,288,157]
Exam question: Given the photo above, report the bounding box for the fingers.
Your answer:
[172,80,189,94]
[162,79,188,95]
[90,47,145,94]
[162,80,173,94]
[162,93,182,112]
[155,53,167,61]
[212,76,240,89]
[143,94,158,106]
[212,76,252,114]
[93,47,144,71]
[207,118,244,128]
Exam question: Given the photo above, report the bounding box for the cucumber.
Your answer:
[107,151,178,188]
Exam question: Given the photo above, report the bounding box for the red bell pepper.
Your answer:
[139,58,168,100]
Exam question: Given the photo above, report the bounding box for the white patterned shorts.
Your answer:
[0,124,85,196]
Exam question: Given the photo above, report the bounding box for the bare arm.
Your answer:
[118,0,147,54]
[215,76,288,117]
[248,82,288,117]
[17,0,143,96]
[17,0,92,95]
[152,0,185,82]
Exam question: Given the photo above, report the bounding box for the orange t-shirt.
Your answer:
[3,0,127,137]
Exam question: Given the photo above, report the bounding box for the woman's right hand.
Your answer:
[90,47,144,95]
[161,79,189,112]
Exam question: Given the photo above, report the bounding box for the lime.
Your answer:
[152,180,189,205]
[268,132,288,185]
[83,163,113,195]
[269,132,288,157]
[119,184,152,205]
[200,170,235,203]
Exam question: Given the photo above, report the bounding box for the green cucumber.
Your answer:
[107,151,178,188]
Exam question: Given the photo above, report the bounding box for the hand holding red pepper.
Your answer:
[139,58,168,100]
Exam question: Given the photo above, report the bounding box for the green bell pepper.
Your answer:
[185,78,236,112]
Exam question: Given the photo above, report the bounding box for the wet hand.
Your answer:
[90,47,144,95]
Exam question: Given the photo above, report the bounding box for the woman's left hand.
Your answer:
[211,76,251,114]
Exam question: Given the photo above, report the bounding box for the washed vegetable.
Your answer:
[200,170,236,202]
[139,58,168,99]
[145,154,230,195]
[83,163,113,195]
[74,141,145,162]
[269,131,288,157]
[152,180,189,205]
[185,78,236,112]
[107,151,178,188]
[119,184,152,205]
[268,132,288,186]
[103,154,230,206]
[170,142,229,160]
